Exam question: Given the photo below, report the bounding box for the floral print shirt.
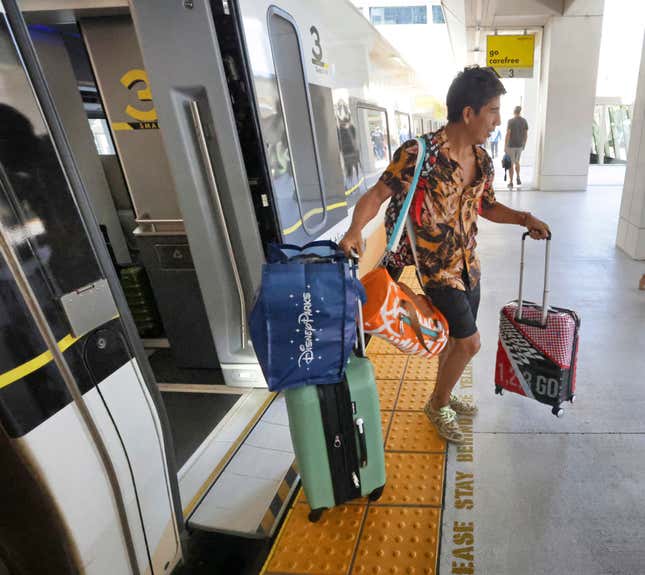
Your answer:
[379,127,496,291]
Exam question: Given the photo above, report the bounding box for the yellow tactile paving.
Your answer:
[405,282,425,295]
[372,355,408,381]
[396,379,435,411]
[381,410,392,441]
[398,266,417,279]
[398,271,422,287]
[352,507,441,575]
[366,336,405,355]
[386,412,446,453]
[297,486,367,507]
[373,453,445,507]
[399,275,421,286]
[264,504,366,575]
[375,379,402,410]
[263,321,449,575]
[404,356,439,381]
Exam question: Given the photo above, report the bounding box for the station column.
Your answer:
[536,1,604,191]
[616,35,645,259]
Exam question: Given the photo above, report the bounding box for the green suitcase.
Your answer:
[285,352,386,522]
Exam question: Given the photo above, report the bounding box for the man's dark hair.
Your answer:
[514,105,522,115]
[446,66,506,123]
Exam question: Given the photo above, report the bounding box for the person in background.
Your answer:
[339,67,550,443]
[640,274,645,290]
[488,125,501,158]
[505,105,528,189]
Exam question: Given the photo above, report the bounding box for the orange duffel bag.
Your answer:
[360,136,449,359]
[361,267,448,358]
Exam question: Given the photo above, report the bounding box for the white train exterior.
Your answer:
[0,0,444,573]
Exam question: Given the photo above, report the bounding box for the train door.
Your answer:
[15,0,320,538]
[0,2,181,573]
[118,0,362,532]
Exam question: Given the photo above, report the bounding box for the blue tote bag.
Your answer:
[250,241,365,392]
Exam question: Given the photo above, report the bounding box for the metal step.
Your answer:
[187,393,299,538]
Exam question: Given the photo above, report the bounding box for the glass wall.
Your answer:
[590,104,632,164]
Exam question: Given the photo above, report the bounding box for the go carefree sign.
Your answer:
[486,34,535,78]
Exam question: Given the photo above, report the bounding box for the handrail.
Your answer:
[188,100,247,349]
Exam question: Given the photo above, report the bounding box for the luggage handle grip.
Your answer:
[516,231,552,327]
[355,418,368,467]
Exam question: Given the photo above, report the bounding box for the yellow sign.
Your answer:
[112,68,160,131]
[486,34,535,78]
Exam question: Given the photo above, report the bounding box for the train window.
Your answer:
[395,111,412,144]
[356,104,391,187]
[267,8,327,235]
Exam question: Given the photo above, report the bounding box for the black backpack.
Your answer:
[501,153,511,180]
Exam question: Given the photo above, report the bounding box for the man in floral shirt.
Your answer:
[340,67,550,443]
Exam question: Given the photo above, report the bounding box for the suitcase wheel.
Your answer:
[368,486,385,502]
[308,508,325,523]
[569,394,576,404]
[551,406,564,418]
[495,385,504,396]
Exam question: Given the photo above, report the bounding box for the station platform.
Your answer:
[260,179,645,575]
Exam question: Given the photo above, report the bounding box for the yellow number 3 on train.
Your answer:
[120,68,158,122]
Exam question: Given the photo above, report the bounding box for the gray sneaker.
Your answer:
[424,401,465,444]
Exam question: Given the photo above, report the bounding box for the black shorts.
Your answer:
[424,281,481,339]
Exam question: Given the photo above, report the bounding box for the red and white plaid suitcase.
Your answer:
[494,232,580,417]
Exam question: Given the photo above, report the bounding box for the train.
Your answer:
[0,0,445,573]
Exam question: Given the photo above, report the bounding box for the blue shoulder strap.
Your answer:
[385,137,427,253]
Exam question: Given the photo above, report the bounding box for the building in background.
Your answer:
[350,1,456,125]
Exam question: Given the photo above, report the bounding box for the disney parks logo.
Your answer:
[298,292,315,367]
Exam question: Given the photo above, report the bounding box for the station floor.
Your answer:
[261,171,645,575]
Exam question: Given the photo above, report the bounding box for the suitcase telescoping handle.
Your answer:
[349,253,367,358]
[516,230,552,327]
[349,255,369,467]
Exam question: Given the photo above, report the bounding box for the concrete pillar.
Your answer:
[616,35,645,260]
[537,6,603,191]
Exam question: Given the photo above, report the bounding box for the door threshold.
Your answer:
[186,393,298,538]
[178,388,274,517]
[158,383,252,395]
